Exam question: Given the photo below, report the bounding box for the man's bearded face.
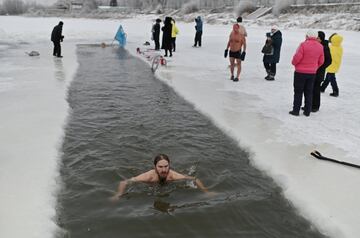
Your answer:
[155,159,170,180]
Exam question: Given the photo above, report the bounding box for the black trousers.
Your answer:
[172,37,176,51]
[292,72,315,114]
[154,36,160,50]
[53,41,61,57]
[312,69,325,110]
[263,62,277,75]
[321,73,339,94]
[194,32,202,47]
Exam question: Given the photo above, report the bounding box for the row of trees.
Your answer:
[1,0,358,15]
[111,0,360,8]
[0,0,28,15]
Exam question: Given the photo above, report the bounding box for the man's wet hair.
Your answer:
[237,17,242,23]
[153,154,170,166]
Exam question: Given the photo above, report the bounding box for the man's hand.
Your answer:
[109,193,121,202]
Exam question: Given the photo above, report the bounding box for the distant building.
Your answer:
[70,1,83,10]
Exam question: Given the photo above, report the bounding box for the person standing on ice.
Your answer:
[51,21,64,58]
[161,16,173,57]
[171,19,179,52]
[193,16,203,47]
[289,30,324,117]
[311,31,332,112]
[224,24,246,82]
[152,18,161,51]
[262,25,282,81]
[320,33,343,97]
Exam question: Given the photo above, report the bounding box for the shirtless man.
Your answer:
[225,24,246,82]
[110,154,210,201]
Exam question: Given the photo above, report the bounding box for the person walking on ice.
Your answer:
[224,24,246,82]
[320,33,343,97]
[51,21,64,58]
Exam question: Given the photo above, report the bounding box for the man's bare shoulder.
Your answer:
[168,170,193,181]
[132,170,158,182]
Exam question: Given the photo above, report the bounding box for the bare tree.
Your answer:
[2,0,26,15]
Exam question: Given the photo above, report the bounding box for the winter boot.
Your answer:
[289,110,299,116]
[264,69,271,80]
[266,73,275,81]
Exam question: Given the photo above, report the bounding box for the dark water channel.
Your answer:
[56,45,327,238]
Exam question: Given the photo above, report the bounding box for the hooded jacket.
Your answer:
[171,21,179,38]
[292,37,324,74]
[161,17,173,50]
[326,34,343,73]
[51,23,63,42]
[195,16,203,32]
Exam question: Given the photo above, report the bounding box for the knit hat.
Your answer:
[306,30,317,38]
[318,31,325,41]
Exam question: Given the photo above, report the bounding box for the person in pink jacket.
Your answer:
[289,30,324,117]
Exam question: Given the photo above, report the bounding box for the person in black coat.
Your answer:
[311,31,332,112]
[263,25,282,81]
[152,18,161,50]
[51,21,64,58]
[161,17,173,57]
[193,16,203,47]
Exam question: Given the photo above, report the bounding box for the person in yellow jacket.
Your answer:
[320,33,343,97]
[171,19,179,52]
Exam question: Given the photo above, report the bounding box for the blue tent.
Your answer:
[114,25,127,47]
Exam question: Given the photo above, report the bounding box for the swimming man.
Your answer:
[110,154,210,201]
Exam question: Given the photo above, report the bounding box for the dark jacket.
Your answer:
[318,39,332,72]
[51,23,63,42]
[195,16,203,32]
[152,22,160,41]
[161,17,172,50]
[263,30,282,63]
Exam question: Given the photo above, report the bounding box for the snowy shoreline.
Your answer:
[0,16,360,238]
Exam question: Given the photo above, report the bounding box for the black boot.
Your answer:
[266,73,275,81]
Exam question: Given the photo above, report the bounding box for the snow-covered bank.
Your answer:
[0,42,77,237]
[0,16,359,238]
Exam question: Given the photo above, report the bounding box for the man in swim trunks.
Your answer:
[110,154,210,200]
[225,24,246,82]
